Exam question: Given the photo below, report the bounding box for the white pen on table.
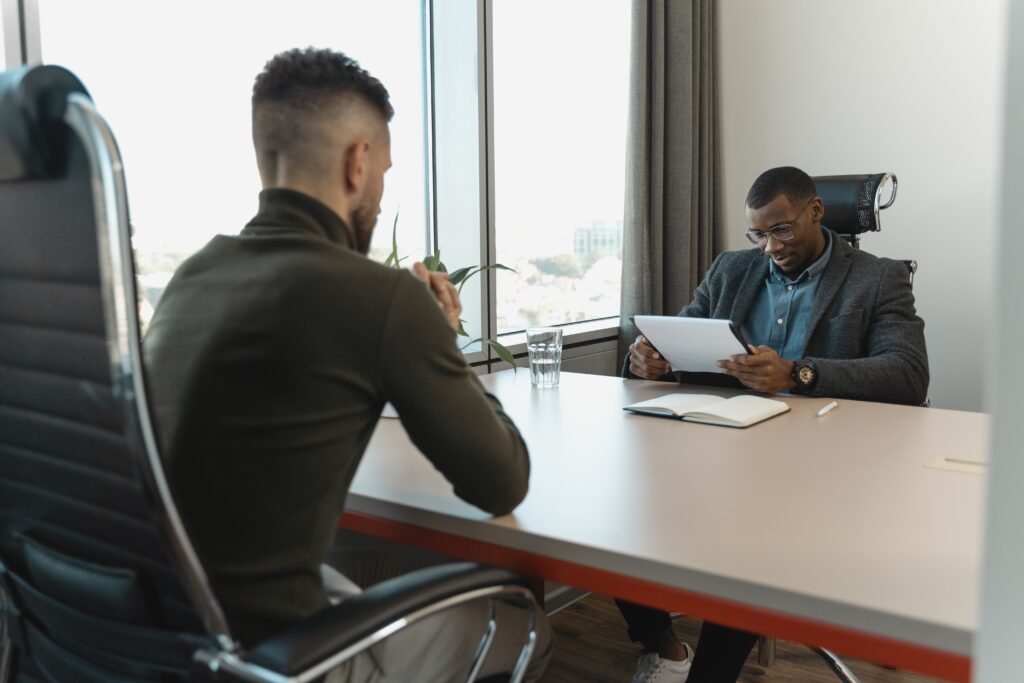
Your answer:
[943,457,987,467]
[815,400,839,417]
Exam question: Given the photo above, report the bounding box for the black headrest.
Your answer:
[813,173,897,235]
[0,65,91,181]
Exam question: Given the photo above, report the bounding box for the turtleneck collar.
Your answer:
[243,188,357,250]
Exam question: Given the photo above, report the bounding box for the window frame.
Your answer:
[440,0,622,370]
[429,0,491,365]
[2,0,40,67]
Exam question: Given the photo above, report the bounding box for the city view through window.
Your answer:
[492,0,630,334]
[494,219,624,334]
[36,0,631,341]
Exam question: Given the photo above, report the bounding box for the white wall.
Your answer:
[718,0,1006,411]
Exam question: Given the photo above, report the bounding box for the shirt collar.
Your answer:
[243,188,357,250]
[768,228,833,283]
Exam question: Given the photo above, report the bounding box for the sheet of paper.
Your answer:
[633,316,748,374]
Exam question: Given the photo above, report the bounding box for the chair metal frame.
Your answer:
[824,172,898,250]
[0,76,540,683]
[0,580,10,681]
[194,586,538,683]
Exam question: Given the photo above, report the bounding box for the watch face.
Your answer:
[798,365,815,385]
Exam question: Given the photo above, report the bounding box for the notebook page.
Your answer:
[626,393,721,416]
[685,395,787,425]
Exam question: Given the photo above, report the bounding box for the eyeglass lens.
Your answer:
[747,225,795,244]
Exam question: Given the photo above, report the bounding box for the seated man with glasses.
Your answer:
[618,166,929,683]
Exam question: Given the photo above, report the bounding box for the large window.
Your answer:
[38,1,430,322]
[1,2,13,69]
[25,0,632,366]
[491,0,630,334]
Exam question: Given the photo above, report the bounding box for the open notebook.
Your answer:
[624,393,790,428]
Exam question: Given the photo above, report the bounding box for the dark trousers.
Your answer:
[616,600,759,682]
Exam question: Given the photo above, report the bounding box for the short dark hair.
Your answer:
[252,47,393,121]
[745,166,816,210]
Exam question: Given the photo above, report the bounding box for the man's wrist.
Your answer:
[782,359,796,391]
[789,358,819,393]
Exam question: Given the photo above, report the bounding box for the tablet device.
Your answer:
[632,316,751,374]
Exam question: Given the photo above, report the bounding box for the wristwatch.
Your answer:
[790,359,817,393]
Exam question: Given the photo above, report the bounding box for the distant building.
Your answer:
[573,220,623,259]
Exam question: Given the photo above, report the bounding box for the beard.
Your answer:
[350,203,378,255]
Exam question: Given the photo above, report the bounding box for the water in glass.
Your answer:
[526,327,562,387]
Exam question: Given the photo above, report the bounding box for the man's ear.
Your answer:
[811,196,825,224]
[342,139,371,195]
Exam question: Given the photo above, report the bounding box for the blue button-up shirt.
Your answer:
[743,230,832,359]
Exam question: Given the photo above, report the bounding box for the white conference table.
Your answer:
[340,371,986,682]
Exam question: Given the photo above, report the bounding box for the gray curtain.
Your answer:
[618,0,721,361]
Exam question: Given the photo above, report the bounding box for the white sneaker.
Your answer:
[630,643,694,683]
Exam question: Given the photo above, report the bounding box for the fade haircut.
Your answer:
[745,166,817,210]
[252,47,393,171]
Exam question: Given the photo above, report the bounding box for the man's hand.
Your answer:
[718,345,795,394]
[412,262,462,332]
[629,335,671,379]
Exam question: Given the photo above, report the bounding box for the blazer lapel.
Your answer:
[730,256,769,324]
[806,234,853,337]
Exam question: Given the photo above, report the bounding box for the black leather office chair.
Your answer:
[814,172,916,285]
[0,64,539,683]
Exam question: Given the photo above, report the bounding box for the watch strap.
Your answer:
[790,358,817,393]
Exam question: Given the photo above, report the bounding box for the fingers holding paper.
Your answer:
[412,262,463,332]
[629,335,671,379]
[717,345,795,394]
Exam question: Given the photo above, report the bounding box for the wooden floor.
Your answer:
[539,594,942,683]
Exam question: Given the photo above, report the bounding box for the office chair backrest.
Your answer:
[813,173,897,249]
[813,172,915,284]
[0,64,233,682]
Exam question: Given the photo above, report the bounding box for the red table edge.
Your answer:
[340,510,969,682]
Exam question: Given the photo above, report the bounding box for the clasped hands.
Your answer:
[412,262,462,332]
[629,334,796,394]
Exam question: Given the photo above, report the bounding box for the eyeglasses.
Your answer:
[744,197,815,246]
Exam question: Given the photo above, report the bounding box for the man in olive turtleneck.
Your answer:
[144,47,548,682]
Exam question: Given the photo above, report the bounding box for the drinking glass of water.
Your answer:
[526,327,563,387]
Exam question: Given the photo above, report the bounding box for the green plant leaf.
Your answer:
[486,339,517,370]
[422,249,448,273]
[459,336,482,351]
[456,336,517,374]
[448,266,474,286]
[450,263,518,293]
[453,267,482,290]
[383,225,517,367]
[383,211,401,268]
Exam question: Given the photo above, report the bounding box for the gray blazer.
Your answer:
[629,231,929,405]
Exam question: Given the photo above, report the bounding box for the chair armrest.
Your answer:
[242,562,534,677]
